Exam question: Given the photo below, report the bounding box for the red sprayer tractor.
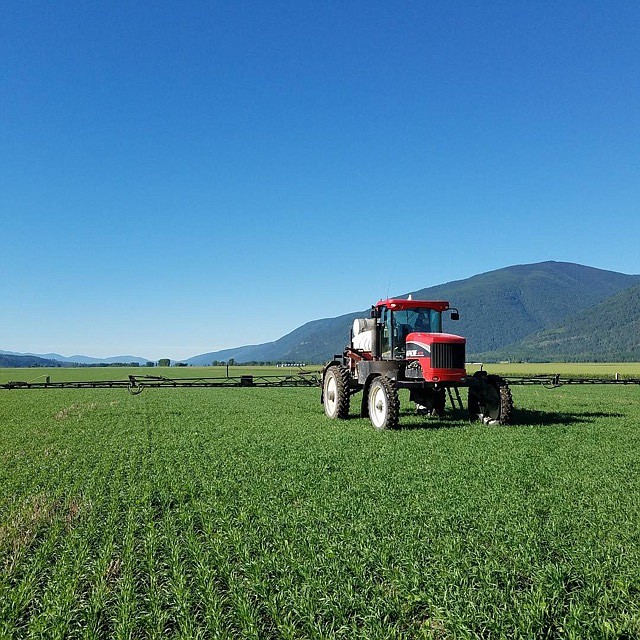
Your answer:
[322,298,516,429]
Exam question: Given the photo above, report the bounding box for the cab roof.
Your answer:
[375,299,450,312]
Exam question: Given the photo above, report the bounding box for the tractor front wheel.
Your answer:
[323,365,351,419]
[368,376,400,430]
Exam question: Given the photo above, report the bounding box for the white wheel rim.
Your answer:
[325,373,337,416]
[370,384,387,429]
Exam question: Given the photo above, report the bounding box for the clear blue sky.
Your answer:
[2,1,639,360]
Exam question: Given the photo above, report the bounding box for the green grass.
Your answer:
[0,366,639,638]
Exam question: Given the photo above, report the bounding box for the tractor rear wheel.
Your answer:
[323,365,351,419]
[368,376,400,430]
[468,373,513,425]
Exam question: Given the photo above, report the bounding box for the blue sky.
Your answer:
[2,1,639,360]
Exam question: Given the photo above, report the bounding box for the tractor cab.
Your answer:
[362,299,466,384]
[373,299,447,359]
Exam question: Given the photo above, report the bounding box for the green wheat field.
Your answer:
[1,365,639,638]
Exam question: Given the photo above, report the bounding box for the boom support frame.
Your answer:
[0,372,321,393]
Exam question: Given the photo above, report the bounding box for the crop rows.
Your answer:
[0,367,639,638]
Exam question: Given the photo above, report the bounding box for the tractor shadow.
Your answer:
[397,408,469,430]
[509,408,624,427]
[395,408,625,430]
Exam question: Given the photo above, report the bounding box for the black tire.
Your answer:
[323,365,351,419]
[468,373,513,425]
[493,378,513,425]
[367,376,400,430]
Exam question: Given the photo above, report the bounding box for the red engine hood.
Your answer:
[406,332,467,382]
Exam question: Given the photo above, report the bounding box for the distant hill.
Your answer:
[0,354,76,368]
[187,261,640,364]
[0,351,150,366]
[480,283,640,362]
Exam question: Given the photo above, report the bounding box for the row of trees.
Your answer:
[91,362,141,367]
[152,360,310,367]
[210,360,307,367]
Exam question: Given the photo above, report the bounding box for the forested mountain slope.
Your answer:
[480,284,640,362]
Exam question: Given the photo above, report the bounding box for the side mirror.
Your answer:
[450,311,460,321]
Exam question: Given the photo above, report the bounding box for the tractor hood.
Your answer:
[405,332,467,380]
[406,332,465,356]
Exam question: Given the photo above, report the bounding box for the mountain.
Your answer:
[0,354,75,368]
[187,262,640,364]
[480,283,640,362]
[0,351,150,365]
